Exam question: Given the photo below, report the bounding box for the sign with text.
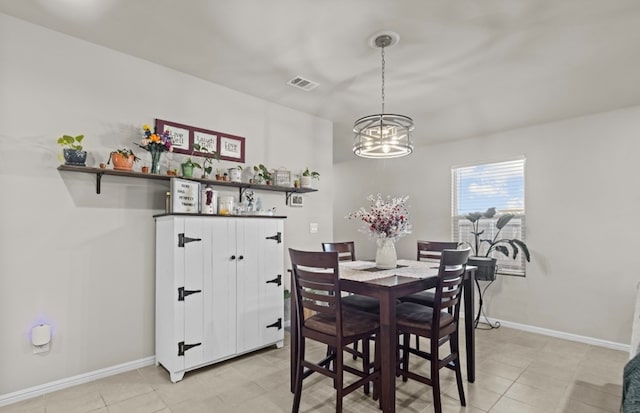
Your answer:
[155,119,245,163]
[170,178,200,213]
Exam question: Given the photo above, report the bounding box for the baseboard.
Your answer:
[0,356,156,407]
[478,316,630,352]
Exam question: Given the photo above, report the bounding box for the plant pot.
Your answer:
[141,166,149,174]
[63,149,87,166]
[467,256,497,281]
[111,152,134,171]
[181,163,195,178]
[300,176,312,188]
[228,168,242,182]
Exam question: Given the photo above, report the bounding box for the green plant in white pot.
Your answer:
[464,207,530,281]
[300,167,319,188]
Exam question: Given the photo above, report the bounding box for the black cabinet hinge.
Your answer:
[178,233,202,247]
[265,232,282,243]
[266,274,282,287]
[178,341,202,356]
[266,318,282,330]
[178,287,202,301]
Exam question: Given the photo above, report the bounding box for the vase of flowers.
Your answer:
[348,194,411,269]
[138,124,172,174]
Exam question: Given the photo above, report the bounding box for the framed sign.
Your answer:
[219,134,245,162]
[274,170,291,187]
[156,119,191,155]
[170,178,200,213]
[289,194,304,207]
[155,119,245,162]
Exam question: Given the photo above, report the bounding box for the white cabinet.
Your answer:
[155,215,285,382]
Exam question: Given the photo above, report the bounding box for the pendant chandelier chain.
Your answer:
[380,43,386,115]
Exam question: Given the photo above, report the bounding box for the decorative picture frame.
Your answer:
[170,178,200,213]
[218,134,245,163]
[289,194,304,207]
[155,119,245,163]
[155,119,191,155]
[274,170,291,187]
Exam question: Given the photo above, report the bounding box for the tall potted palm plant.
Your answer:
[464,207,530,281]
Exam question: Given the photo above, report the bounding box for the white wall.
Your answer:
[0,13,332,396]
[334,105,640,345]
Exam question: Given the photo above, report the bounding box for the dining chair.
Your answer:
[322,242,384,363]
[396,248,470,413]
[402,241,460,307]
[401,241,460,350]
[289,249,380,413]
[416,241,460,261]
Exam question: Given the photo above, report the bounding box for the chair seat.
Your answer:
[395,302,454,332]
[400,290,436,306]
[342,294,388,313]
[305,311,379,338]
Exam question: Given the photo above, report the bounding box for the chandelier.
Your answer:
[353,33,414,159]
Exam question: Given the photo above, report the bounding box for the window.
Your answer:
[452,158,527,276]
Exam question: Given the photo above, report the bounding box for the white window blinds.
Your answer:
[452,158,527,276]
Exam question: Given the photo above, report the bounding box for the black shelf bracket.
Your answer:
[96,172,104,194]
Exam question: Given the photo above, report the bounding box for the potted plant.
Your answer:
[253,164,272,185]
[181,158,201,178]
[300,167,319,188]
[464,207,530,281]
[107,148,139,171]
[192,143,220,179]
[57,134,87,166]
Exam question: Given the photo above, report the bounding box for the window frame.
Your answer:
[451,157,527,277]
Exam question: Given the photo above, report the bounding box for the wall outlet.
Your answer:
[309,223,318,233]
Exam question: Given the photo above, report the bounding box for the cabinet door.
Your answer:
[235,219,262,352]
[182,218,206,370]
[203,218,237,361]
[259,219,284,345]
[236,219,284,353]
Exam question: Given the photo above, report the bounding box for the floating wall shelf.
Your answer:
[57,165,317,203]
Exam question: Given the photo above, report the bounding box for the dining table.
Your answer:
[289,258,476,413]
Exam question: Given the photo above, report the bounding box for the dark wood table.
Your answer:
[289,260,476,413]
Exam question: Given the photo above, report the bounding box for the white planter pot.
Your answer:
[300,176,312,188]
[228,168,242,182]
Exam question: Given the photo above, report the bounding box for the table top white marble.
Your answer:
[339,259,441,282]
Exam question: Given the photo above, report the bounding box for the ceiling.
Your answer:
[3,0,640,163]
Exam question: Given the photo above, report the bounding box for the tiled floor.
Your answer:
[0,326,627,412]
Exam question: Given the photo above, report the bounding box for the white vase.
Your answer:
[375,237,397,269]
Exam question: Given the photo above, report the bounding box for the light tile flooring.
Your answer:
[1,326,627,413]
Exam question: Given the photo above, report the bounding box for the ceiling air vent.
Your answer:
[287,76,319,91]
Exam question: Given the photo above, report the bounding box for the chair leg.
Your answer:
[292,338,305,413]
[335,346,344,413]
[401,333,410,382]
[451,332,466,406]
[353,340,359,360]
[415,334,420,351]
[431,338,442,413]
[363,338,370,395]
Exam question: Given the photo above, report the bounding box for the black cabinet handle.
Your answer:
[230,255,236,260]
[178,341,202,356]
[238,255,244,260]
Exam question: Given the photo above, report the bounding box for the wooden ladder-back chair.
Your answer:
[322,242,386,363]
[289,249,380,413]
[396,248,470,413]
